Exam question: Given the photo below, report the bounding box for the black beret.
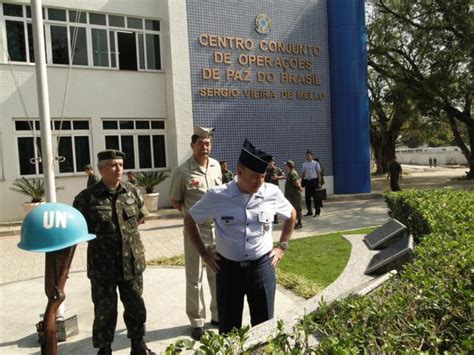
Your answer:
[97,149,125,161]
[83,164,93,170]
[239,139,272,174]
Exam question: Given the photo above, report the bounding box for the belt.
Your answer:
[218,253,270,268]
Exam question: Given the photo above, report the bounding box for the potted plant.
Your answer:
[10,177,45,215]
[134,171,169,212]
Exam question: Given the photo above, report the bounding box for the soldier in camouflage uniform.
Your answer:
[284,160,303,229]
[265,159,285,223]
[74,150,155,355]
[220,160,234,183]
[84,164,100,187]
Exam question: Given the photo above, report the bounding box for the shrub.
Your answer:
[311,189,474,353]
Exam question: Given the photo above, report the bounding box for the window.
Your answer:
[15,119,92,176]
[103,119,167,170]
[2,3,162,71]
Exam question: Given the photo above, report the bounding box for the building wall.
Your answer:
[185,0,334,194]
[0,0,196,221]
[396,147,467,166]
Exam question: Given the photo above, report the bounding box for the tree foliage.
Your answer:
[367,0,473,177]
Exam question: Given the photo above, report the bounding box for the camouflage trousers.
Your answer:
[90,275,146,348]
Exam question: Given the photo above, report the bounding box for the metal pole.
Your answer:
[30,1,62,353]
[31,0,56,203]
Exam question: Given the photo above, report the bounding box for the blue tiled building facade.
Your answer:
[186,0,369,193]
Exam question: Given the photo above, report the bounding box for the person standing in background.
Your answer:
[265,159,285,223]
[84,164,100,188]
[169,127,222,341]
[220,160,234,183]
[284,160,303,229]
[301,150,322,217]
[387,156,403,191]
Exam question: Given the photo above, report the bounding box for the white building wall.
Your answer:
[396,147,467,166]
[0,0,193,222]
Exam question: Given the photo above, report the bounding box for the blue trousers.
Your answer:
[216,253,276,334]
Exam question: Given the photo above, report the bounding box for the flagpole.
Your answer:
[30,1,63,353]
[31,0,56,203]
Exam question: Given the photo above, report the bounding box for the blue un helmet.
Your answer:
[18,202,95,252]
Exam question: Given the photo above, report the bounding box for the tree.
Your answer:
[369,0,474,177]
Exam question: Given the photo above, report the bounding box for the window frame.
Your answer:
[102,118,168,171]
[14,118,93,177]
[1,3,163,72]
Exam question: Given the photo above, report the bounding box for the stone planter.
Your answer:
[23,201,45,216]
[143,192,159,212]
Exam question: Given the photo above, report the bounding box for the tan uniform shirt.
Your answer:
[169,156,222,243]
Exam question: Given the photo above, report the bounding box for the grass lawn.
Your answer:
[147,227,376,299]
[277,227,375,299]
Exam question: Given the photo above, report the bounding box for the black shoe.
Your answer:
[304,211,312,216]
[210,319,219,326]
[130,339,156,355]
[98,346,112,355]
[191,327,204,341]
[294,222,302,229]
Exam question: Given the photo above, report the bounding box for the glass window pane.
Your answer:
[58,137,74,173]
[18,137,36,175]
[89,13,106,25]
[15,121,32,130]
[127,17,142,29]
[138,33,145,70]
[138,136,152,169]
[152,135,166,168]
[26,6,45,19]
[69,10,86,23]
[51,25,69,64]
[36,137,43,175]
[6,21,26,62]
[136,120,150,129]
[121,136,135,169]
[119,120,134,129]
[73,120,89,129]
[145,34,161,70]
[3,4,23,17]
[92,28,109,67]
[103,121,117,130]
[48,8,66,21]
[109,31,116,67]
[145,20,160,31]
[74,136,90,171]
[109,15,125,27]
[151,121,165,129]
[27,23,34,62]
[54,121,71,130]
[105,136,119,149]
[70,26,88,65]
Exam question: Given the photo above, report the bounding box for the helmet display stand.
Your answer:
[19,203,95,354]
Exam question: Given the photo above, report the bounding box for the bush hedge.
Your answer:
[311,189,473,353]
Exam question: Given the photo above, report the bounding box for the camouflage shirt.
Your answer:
[87,174,100,187]
[222,170,234,184]
[73,181,149,281]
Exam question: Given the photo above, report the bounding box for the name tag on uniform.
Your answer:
[221,216,234,224]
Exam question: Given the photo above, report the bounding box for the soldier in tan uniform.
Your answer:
[169,127,222,340]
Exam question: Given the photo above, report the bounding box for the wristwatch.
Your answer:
[278,241,288,251]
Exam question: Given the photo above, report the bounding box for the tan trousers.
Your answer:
[184,225,218,327]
